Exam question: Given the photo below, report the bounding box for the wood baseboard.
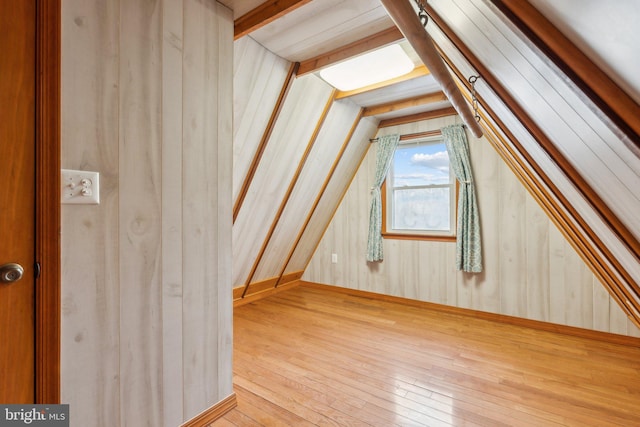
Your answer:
[234,280,301,307]
[300,281,640,347]
[181,393,237,427]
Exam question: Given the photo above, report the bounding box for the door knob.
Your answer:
[0,263,24,283]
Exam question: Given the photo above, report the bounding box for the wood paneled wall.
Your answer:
[232,73,334,288]
[252,99,363,283]
[233,36,290,203]
[285,117,379,273]
[61,1,233,425]
[305,116,640,337]
[427,0,640,312]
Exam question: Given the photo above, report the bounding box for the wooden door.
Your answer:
[0,0,36,403]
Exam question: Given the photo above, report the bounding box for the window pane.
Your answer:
[392,187,450,231]
[392,142,450,187]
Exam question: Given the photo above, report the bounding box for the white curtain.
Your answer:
[442,124,482,272]
[366,134,400,262]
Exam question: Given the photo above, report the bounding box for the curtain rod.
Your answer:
[369,128,448,143]
[369,124,468,143]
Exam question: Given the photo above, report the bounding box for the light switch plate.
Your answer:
[61,169,100,204]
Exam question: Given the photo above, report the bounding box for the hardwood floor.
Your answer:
[213,283,640,426]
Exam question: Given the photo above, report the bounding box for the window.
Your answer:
[382,137,456,240]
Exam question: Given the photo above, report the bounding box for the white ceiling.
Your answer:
[227,0,451,120]
[224,0,640,122]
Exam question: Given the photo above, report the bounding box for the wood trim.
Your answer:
[363,91,447,117]
[381,178,456,242]
[302,127,374,273]
[180,393,237,427]
[299,282,640,347]
[276,110,364,286]
[335,65,430,99]
[232,286,246,301]
[234,280,301,308]
[378,107,457,128]
[279,270,304,285]
[426,5,640,321]
[381,149,459,243]
[234,0,311,40]
[233,62,299,223]
[489,0,640,149]
[297,27,403,76]
[35,0,61,404]
[240,89,337,297]
[243,276,279,297]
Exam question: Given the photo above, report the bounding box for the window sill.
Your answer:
[382,232,456,242]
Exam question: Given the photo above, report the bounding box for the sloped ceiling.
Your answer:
[223,0,640,324]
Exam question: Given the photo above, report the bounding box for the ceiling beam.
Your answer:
[363,91,447,117]
[297,26,404,76]
[336,65,430,99]
[234,0,311,40]
[379,0,483,137]
[378,106,457,127]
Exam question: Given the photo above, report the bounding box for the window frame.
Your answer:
[381,137,458,242]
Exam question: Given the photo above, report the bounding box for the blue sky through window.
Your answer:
[392,142,450,187]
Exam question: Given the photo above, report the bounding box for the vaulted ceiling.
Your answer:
[221,0,640,325]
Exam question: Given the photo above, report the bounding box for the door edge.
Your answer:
[35,0,61,404]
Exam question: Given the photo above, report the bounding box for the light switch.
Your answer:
[331,253,338,264]
[61,169,100,204]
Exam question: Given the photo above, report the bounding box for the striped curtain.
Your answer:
[442,124,483,272]
[366,134,400,262]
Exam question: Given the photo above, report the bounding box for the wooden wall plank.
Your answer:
[525,194,550,322]
[233,37,291,204]
[118,0,164,424]
[498,149,526,318]
[161,0,184,424]
[61,0,121,424]
[182,0,234,419]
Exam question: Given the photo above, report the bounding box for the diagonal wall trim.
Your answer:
[489,0,640,151]
[233,62,299,223]
[426,6,640,325]
[301,129,374,274]
[234,0,311,39]
[275,110,364,287]
[240,89,338,298]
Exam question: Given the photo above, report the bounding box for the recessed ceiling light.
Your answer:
[319,44,415,91]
